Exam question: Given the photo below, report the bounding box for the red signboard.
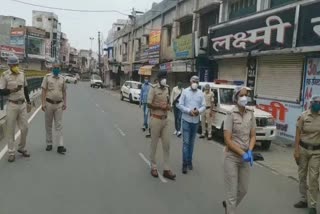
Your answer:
[0,45,25,57]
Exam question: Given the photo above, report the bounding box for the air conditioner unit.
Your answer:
[195,35,208,57]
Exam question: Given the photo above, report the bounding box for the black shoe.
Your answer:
[199,135,205,139]
[309,208,317,214]
[182,165,187,174]
[57,146,67,154]
[17,150,31,157]
[208,136,212,140]
[8,155,15,163]
[145,134,151,138]
[46,145,53,151]
[142,127,146,132]
[188,164,193,170]
[294,201,308,208]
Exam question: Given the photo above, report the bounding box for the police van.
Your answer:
[199,80,276,150]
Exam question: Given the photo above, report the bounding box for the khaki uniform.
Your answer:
[0,70,28,155]
[201,91,214,137]
[147,83,170,170]
[296,110,320,208]
[41,74,66,146]
[223,106,256,214]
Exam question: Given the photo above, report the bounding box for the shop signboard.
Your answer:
[246,57,257,95]
[208,7,296,56]
[10,36,25,46]
[173,34,193,59]
[0,45,24,59]
[256,99,302,140]
[148,30,161,65]
[303,57,320,111]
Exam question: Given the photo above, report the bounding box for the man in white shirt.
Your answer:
[170,82,183,137]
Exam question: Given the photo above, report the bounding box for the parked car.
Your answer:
[198,80,277,150]
[64,74,77,84]
[90,74,103,88]
[120,81,141,103]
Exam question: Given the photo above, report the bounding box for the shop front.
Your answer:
[208,0,320,141]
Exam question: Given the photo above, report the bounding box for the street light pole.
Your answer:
[98,32,102,80]
[89,37,94,50]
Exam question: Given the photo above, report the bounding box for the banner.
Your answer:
[148,31,161,65]
[303,57,320,111]
[256,99,302,140]
[149,30,161,47]
[173,34,193,59]
[0,45,24,59]
[10,36,25,46]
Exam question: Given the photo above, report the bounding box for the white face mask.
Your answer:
[238,96,248,107]
[160,79,167,86]
[191,83,198,90]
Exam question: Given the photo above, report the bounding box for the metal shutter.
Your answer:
[256,55,304,102]
[218,58,247,81]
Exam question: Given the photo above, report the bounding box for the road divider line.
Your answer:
[0,105,42,160]
[114,124,126,136]
[139,152,168,183]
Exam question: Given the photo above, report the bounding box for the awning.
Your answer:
[138,65,153,76]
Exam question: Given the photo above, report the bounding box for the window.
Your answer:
[200,9,219,36]
[124,43,127,54]
[63,56,66,62]
[270,0,296,8]
[48,18,52,21]
[120,45,122,55]
[131,82,142,89]
[167,26,172,46]
[180,18,193,36]
[117,27,121,31]
[219,88,254,105]
[137,39,141,51]
[146,36,149,46]
[229,0,256,19]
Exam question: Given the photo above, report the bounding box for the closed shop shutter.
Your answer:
[256,55,304,102]
[218,58,247,81]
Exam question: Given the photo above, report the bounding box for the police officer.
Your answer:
[0,55,32,162]
[41,64,67,154]
[223,86,256,214]
[200,84,214,140]
[147,71,176,180]
[294,95,320,214]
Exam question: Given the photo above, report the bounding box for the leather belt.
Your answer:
[9,100,25,105]
[206,106,211,109]
[151,114,167,120]
[300,141,320,151]
[46,98,62,104]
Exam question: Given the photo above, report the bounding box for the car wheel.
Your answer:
[129,94,133,103]
[120,92,124,101]
[261,141,271,150]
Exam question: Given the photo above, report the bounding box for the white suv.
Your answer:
[199,81,277,150]
[90,74,103,88]
[120,81,141,103]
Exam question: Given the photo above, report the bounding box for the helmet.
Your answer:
[7,55,19,65]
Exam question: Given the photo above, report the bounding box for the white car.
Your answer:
[199,80,277,150]
[120,81,141,103]
[63,74,77,84]
[90,74,103,88]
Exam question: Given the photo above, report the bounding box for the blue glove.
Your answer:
[247,150,253,166]
[242,153,250,162]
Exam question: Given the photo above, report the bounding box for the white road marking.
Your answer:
[0,105,42,160]
[139,152,168,183]
[114,124,126,136]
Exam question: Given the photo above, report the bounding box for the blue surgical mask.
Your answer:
[311,103,320,112]
[52,68,60,76]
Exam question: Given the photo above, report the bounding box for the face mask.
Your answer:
[160,79,167,86]
[191,83,198,90]
[311,103,320,112]
[11,66,19,73]
[238,96,248,107]
[52,68,60,76]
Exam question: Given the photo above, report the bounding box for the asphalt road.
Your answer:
[0,82,309,214]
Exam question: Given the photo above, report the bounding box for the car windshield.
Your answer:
[131,82,142,89]
[219,88,255,106]
[92,75,101,80]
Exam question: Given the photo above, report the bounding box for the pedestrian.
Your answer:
[170,81,183,137]
[0,55,32,162]
[145,79,159,138]
[294,95,320,214]
[223,86,256,214]
[147,71,176,180]
[41,64,67,154]
[199,84,214,140]
[178,76,205,174]
[140,76,151,132]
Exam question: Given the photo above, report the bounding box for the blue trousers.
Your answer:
[182,120,199,166]
[173,105,182,132]
[142,103,149,128]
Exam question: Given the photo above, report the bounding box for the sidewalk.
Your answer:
[104,88,300,181]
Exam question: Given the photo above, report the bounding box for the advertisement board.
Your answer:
[303,57,320,111]
[256,99,302,140]
[173,34,193,59]
[148,31,161,65]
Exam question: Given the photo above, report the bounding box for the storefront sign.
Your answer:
[160,62,172,72]
[256,99,302,140]
[209,8,295,56]
[303,57,320,111]
[173,34,193,59]
[297,1,320,47]
[11,28,25,36]
[246,57,257,95]
[148,31,161,65]
[10,36,25,46]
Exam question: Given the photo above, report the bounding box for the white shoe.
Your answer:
[173,131,177,135]
[177,131,182,137]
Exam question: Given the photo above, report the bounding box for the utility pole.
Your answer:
[98,31,102,80]
[89,37,94,50]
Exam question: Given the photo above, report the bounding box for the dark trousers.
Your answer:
[173,105,182,132]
